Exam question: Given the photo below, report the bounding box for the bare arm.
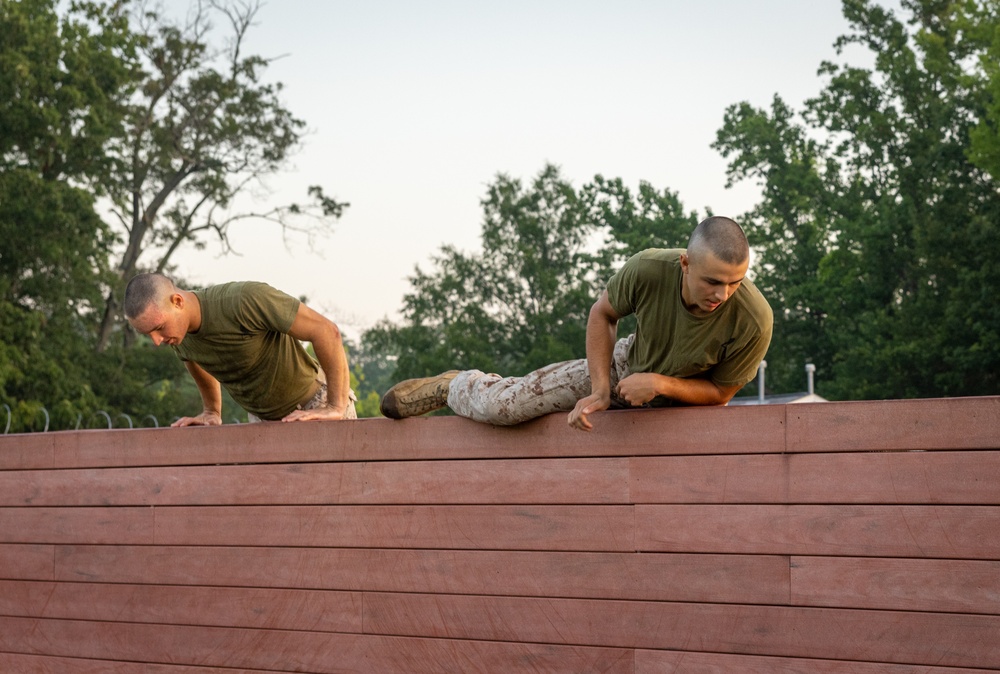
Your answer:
[282,303,351,422]
[616,373,742,407]
[172,361,223,427]
[568,290,623,432]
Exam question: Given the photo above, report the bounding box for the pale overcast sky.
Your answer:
[161,0,898,340]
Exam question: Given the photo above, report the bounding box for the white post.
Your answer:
[806,363,816,395]
[758,360,767,404]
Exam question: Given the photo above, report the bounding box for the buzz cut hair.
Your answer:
[687,216,749,265]
[123,273,175,320]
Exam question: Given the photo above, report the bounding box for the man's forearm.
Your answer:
[313,332,350,410]
[585,311,617,398]
[654,374,732,406]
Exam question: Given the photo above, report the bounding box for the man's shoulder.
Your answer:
[733,277,773,328]
[629,248,684,265]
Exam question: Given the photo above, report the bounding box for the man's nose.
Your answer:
[151,333,163,346]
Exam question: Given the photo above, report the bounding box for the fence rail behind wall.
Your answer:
[0,396,998,673]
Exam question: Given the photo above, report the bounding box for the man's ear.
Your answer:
[170,292,185,310]
[679,253,690,274]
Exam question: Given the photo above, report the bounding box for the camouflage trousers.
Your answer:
[447,335,635,426]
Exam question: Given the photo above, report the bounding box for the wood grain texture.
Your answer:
[786,396,1000,452]
[0,403,787,470]
[52,545,789,604]
[0,653,285,674]
[630,450,1000,504]
[790,556,1000,613]
[0,457,630,506]
[364,593,1000,668]
[0,544,52,581]
[0,616,634,674]
[636,504,1000,559]
[0,580,363,632]
[0,507,152,545]
[2,396,998,672]
[634,650,1000,673]
[152,504,636,551]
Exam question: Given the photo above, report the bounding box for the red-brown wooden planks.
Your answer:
[0,457,631,507]
[634,650,1000,673]
[0,507,153,545]
[786,396,1000,452]
[790,556,1000,614]
[53,545,790,604]
[0,403,787,470]
[0,544,52,580]
[630,450,1000,504]
[0,653,285,674]
[0,616,634,674]
[152,505,636,550]
[364,593,1000,669]
[636,504,1000,559]
[0,580,363,632]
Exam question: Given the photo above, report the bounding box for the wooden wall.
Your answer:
[0,396,998,673]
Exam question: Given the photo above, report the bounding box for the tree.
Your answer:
[95,0,347,351]
[0,0,137,430]
[365,165,606,384]
[714,0,1000,399]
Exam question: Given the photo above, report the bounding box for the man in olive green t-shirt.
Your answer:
[379,216,773,431]
[123,273,356,425]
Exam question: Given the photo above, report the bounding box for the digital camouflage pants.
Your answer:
[447,335,635,426]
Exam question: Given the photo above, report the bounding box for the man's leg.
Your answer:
[446,358,591,425]
[448,335,634,425]
[381,336,634,424]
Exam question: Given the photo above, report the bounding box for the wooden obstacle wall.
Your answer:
[0,396,998,673]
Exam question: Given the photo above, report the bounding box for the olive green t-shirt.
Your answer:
[173,282,319,420]
[606,249,772,395]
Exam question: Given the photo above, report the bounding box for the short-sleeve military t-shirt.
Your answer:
[606,249,772,397]
[172,282,320,420]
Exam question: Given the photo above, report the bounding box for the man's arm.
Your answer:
[616,373,742,407]
[568,290,624,432]
[172,361,223,427]
[282,302,351,422]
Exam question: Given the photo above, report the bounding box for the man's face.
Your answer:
[680,251,748,316]
[128,295,187,347]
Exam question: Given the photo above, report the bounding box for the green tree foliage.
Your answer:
[363,166,608,384]
[0,0,136,431]
[95,0,347,351]
[714,0,1000,399]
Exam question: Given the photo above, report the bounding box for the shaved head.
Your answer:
[123,273,176,321]
[687,216,749,265]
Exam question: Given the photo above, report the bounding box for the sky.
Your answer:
[161,0,897,340]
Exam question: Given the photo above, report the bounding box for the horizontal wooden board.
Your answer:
[0,580,362,633]
[786,397,1000,452]
[0,653,284,674]
[52,545,790,604]
[790,556,1000,614]
[636,505,1000,559]
[364,593,1000,669]
[630,450,1000,504]
[634,649,1000,673]
[0,544,52,581]
[0,616,633,674]
[0,457,630,507]
[152,505,636,551]
[0,507,152,545]
[0,404,787,470]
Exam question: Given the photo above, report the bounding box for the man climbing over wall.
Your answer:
[380,216,772,431]
[123,273,356,425]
